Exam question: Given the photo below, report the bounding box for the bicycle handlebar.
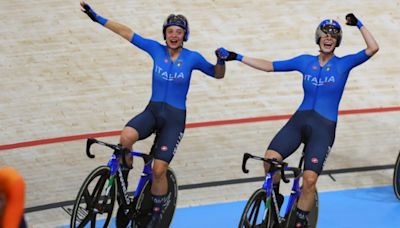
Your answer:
[86,138,121,158]
[86,138,153,164]
[86,138,98,158]
[241,153,252,174]
[242,153,301,183]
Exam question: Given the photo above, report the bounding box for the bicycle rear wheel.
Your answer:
[70,165,116,228]
[285,189,319,228]
[393,151,400,200]
[162,168,178,226]
[132,168,178,228]
[238,188,271,228]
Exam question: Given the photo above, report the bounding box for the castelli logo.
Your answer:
[161,146,168,152]
[311,158,319,164]
[153,207,160,212]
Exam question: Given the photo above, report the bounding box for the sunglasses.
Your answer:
[321,24,340,38]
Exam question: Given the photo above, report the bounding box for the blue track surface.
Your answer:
[62,185,400,228]
[171,186,399,228]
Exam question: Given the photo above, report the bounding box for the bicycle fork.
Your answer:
[117,168,132,206]
[263,172,285,225]
[104,176,115,197]
[271,191,284,224]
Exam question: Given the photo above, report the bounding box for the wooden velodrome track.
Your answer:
[1,0,399,227]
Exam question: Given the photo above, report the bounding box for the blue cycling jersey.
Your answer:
[273,50,370,122]
[130,33,215,110]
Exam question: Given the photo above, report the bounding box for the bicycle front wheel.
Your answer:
[70,165,116,228]
[393,151,400,200]
[238,188,270,228]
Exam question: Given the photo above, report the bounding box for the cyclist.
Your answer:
[0,166,27,228]
[80,1,226,227]
[217,13,378,227]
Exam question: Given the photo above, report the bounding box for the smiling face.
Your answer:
[315,19,342,53]
[165,25,185,50]
[319,34,338,54]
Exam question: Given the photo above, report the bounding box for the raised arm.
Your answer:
[345,13,379,57]
[80,1,134,41]
[215,48,274,72]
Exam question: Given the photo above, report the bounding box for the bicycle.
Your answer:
[70,138,178,228]
[238,152,318,228]
[393,150,400,200]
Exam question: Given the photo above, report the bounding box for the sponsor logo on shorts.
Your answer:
[322,146,332,168]
[172,132,184,155]
[311,157,319,164]
[161,146,168,152]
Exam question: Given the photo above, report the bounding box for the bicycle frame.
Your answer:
[71,138,181,228]
[242,153,302,226]
[261,167,302,225]
[282,173,301,218]
[86,138,154,207]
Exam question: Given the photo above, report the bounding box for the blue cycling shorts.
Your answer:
[125,102,186,163]
[268,110,336,174]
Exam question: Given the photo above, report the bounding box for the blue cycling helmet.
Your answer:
[163,14,190,41]
[315,19,342,47]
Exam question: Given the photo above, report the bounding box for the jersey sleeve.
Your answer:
[340,49,371,70]
[130,33,161,56]
[192,52,215,77]
[272,55,308,72]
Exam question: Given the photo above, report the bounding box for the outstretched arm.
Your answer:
[215,48,274,72]
[241,56,274,72]
[80,1,134,41]
[346,13,379,57]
